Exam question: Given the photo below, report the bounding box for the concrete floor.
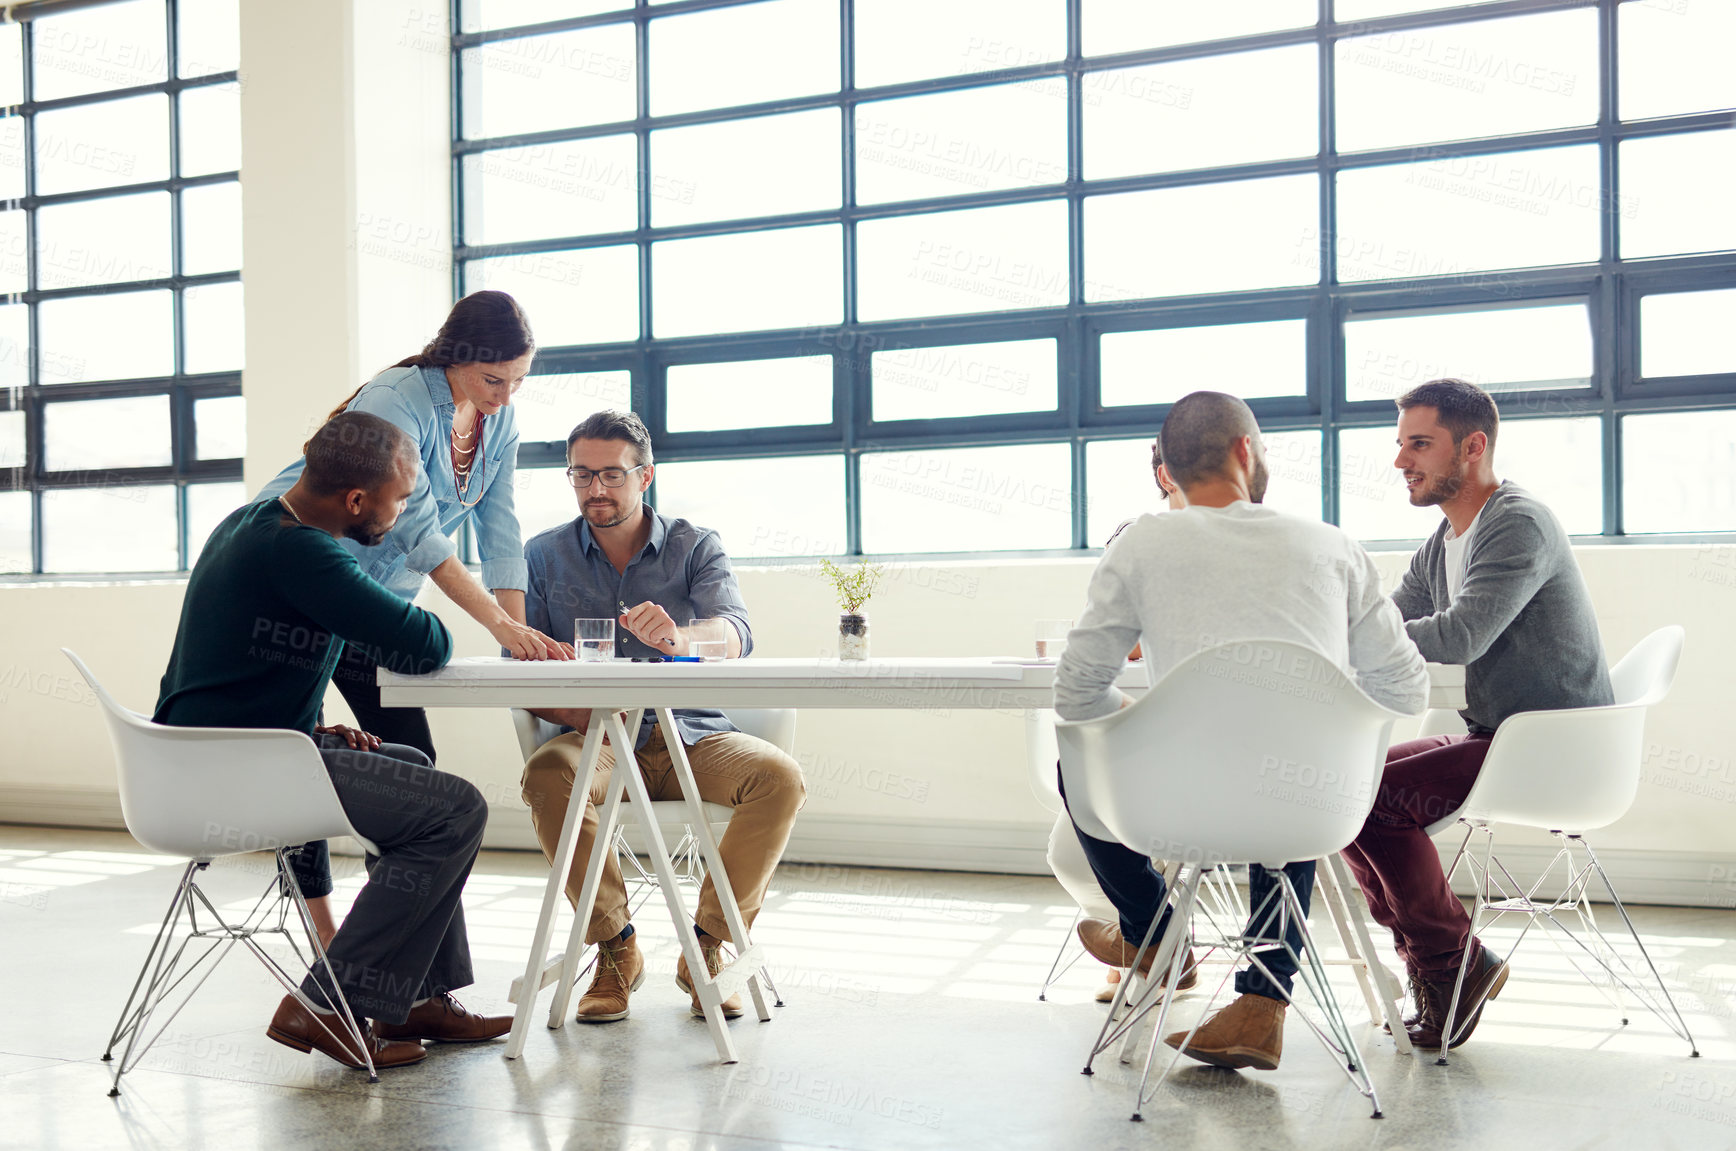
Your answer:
[1,825,1732,1151]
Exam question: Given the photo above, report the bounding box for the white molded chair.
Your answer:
[1056,640,1408,1121]
[1027,708,1249,1006]
[1423,626,1699,1064]
[508,706,796,999]
[63,648,383,1093]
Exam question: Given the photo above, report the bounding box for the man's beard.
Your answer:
[1409,450,1467,507]
[582,498,635,529]
[344,517,393,547]
[1249,454,1270,504]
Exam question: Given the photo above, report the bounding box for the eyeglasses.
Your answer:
[566,464,646,489]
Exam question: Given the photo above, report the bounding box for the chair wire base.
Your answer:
[1082,866,1383,1121]
[1039,909,1086,1001]
[101,848,378,1095]
[1435,824,1699,1066]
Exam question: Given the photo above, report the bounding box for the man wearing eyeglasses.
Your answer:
[516,409,805,1026]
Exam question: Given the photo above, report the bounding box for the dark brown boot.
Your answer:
[1409,943,1510,1050]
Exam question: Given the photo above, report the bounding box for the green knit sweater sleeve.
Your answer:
[272,525,454,676]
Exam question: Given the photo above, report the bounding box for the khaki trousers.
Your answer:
[520,722,805,945]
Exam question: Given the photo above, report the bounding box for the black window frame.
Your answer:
[452,0,1736,558]
[0,0,243,577]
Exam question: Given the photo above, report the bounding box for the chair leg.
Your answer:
[1082,876,1188,1076]
[1577,837,1699,1057]
[1436,822,1502,1065]
[104,861,198,1066]
[272,852,377,1082]
[1270,871,1382,1118]
[105,857,380,1095]
[1140,870,1383,1119]
[1039,908,1084,1001]
[1129,872,1214,1121]
[104,862,207,1095]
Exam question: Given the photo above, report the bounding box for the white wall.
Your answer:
[1,6,1732,906]
[5,544,1735,899]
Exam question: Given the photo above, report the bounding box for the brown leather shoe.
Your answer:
[1076,918,1199,989]
[267,994,426,1070]
[675,936,744,1020]
[1164,993,1286,1071]
[575,932,646,1023]
[1409,942,1510,1051]
[371,992,511,1043]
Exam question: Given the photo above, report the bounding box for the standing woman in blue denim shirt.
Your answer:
[255,291,571,937]
[259,289,570,754]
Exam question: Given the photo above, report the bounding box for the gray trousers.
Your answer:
[298,733,487,1024]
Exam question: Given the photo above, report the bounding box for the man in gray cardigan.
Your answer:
[1341,378,1613,1051]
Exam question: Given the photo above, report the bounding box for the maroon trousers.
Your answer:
[1341,733,1493,980]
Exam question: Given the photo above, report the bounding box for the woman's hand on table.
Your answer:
[492,618,574,661]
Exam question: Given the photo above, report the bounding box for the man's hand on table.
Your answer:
[619,601,683,654]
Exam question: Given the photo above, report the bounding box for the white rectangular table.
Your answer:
[380,656,1466,1062]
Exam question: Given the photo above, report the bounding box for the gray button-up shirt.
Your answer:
[520,506,753,748]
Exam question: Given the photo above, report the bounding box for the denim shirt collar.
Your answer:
[576,505,668,561]
[420,364,454,407]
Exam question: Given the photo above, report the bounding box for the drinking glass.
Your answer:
[575,617,615,661]
[688,618,730,661]
[1035,619,1073,659]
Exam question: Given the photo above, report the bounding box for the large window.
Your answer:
[0,0,242,575]
[453,0,1736,559]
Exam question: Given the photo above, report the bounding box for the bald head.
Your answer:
[1159,391,1268,503]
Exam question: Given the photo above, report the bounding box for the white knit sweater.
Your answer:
[1054,502,1429,721]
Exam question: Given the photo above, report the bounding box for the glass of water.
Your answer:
[1035,619,1073,659]
[575,618,615,661]
[687,618,729,661]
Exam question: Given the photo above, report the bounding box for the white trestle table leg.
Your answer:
[548,710,644,1027]
[657,708,775,1022]
[609,709,740,1063]
[503,710,611,1060]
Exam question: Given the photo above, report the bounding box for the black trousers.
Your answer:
[1056,763,1314,1001]
[290,643,439,898]
[297,733,486,1024]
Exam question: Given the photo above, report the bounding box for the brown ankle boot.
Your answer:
[1408,943,1510,1051]
[675,936,744,1020]
[576,932,646,1023]
[1164,993,1286,1071]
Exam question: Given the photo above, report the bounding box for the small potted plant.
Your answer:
[820,558,885,660]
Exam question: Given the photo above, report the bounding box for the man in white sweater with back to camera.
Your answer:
[1054,390,1428,1073]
